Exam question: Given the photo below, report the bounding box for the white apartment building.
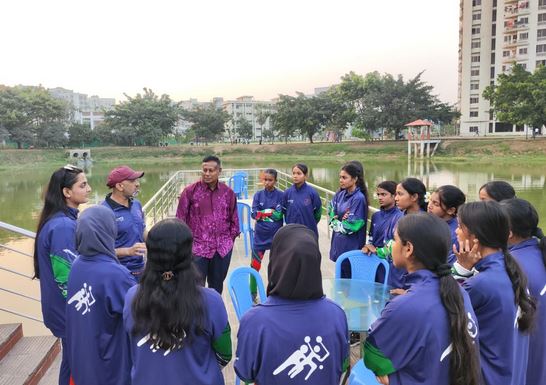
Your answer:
[458,0,546,136]
[48,87,115,129]
[223,96,275,141]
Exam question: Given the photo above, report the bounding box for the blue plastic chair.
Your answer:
[335,250,389,284]
[228,267,265,385]
[229,172,249,199]
[228,266,267,320]
[237,202,254,258]
[348,360,381,385]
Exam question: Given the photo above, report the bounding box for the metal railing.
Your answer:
[142,168,378,229]
[0,168,379,326]
[0,221,43,323]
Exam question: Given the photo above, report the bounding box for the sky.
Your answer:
[0,0,460,104]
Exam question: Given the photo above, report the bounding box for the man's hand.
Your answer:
[362,244,377,255]
[117,242,146,258]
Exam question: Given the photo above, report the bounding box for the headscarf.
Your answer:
[267,224,323,300]
[76,205,117,259]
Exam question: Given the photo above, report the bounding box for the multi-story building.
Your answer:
[223,96,275,141]
[48,87,115,129]
[458,0,546,136]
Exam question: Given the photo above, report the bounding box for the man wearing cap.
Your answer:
[102,166,146,280]
[176,155,240,294]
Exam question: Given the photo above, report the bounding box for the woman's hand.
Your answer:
[362,244,377,255]
[390,288,407,296]
[376,375,389,385]
[453,238,482,270]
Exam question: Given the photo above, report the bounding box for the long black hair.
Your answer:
[458,201,536,332]
[341,161,369,234]
[400,177,427,212]
[479,180,515,201]
[342,161,369,204]
[501,198,546,268]
[33,165,84,279]
[132,219,205,351]
[435,185,466,218]
[396,213,480,385]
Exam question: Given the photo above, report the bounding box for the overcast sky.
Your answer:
[0,0,460,104]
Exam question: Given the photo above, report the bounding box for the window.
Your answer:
[470,97,479,104]
[473,13,481,21]
[519,47,528,55]
[492,9,497,22]
[469,126,479,133]
[492,24,496,35]
[470,83,479,90]
[491,38,496,49]
[470,111,479,117]
[517,17,529,26]
[537,59,546,66]
[471,40,481,49]
[472,55,481,63]
[472,27,481,35]
[489,123,494,133]
[471,68,480,76]
[538,29,546,39]
[537,44,546,53]
[493,0,497,7]
[520,32,528,40]
[503,50,511,57]
[491,66,495,78]
[491,52,496,64]
[540,0,546,7]
[472,0,481,6]
[538,13,546,23]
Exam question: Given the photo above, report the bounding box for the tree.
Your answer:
[68,122,94,147]
[0,85,69,148]
[103,88,179,146]
[483,63,546,133]
[272,93,327,143]
[181,104,230,144]
[337,71,456,138]
[235,116,253,141]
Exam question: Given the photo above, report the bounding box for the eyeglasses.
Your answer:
[63,164,83,173]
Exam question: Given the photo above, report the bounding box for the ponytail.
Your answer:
[397,213,480,385]
[459,201,537,333]
[438,274,480,385]
[532,227,546,268]
[342,161,369,234]
[502,249,537,332]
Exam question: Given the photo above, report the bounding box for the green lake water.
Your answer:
[1,158,545,241]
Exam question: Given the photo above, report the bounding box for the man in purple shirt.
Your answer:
[176,156,240,294]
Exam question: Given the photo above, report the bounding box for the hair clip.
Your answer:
[63,164,83,172]
[162,271,174,281]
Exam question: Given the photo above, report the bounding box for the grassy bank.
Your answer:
[2,138,546,170]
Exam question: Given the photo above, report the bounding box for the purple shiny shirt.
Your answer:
[176,180,240,258]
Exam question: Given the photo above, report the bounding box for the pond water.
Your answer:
[1,158,545,239]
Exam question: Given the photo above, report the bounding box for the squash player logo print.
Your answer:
[68,283,96,315]
[273,336,330,381]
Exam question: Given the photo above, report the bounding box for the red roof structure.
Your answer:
[405,119,433,127]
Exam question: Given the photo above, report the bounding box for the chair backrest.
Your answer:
[228,267,267,320]
[348,360,381,385]
[335,250,389,283]
[237,202,252,229]
[229,174,247,195]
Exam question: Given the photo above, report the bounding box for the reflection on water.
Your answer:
[1,159,545,239]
